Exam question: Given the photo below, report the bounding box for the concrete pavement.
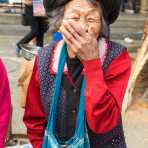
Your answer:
[0,35,26,134]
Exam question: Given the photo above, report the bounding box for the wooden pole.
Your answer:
[122,29,148,117]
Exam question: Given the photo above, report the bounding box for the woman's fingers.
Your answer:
[64,21,94,50]
[62,21,84,42]
[68,20,87,37]
[60,25,73,42]
[62,35,77,58]
[60,25,83,54]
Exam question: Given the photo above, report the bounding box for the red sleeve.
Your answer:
[82,50,131,134]
[0,59,12,148]
[23,57,47,148]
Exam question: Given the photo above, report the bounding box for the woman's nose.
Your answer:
[79,18,89,32]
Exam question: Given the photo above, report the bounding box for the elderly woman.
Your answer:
[23,0,131,147]
[0,58,12,148]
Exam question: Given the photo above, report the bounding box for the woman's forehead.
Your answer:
[65,0,101,13]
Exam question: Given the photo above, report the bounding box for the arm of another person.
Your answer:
[83,50,131,134]
[0,59,12,148]
[23,57,47,148]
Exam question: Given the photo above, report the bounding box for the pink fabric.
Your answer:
[0,59,12,148]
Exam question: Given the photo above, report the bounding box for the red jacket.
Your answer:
[23,46,131,148]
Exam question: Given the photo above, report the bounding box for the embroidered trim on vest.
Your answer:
[38,41,56,116]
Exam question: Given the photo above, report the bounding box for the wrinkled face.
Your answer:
[63,0,102,39]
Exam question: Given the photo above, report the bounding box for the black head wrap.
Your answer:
[43,0,121,24]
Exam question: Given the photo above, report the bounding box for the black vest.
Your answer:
[38,40,127,148]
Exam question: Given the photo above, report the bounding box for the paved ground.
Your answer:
[124,98,148,148]
[0,34,26,134]
[0,13,148,148]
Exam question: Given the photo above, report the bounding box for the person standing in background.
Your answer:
[0,58,12,148]
[16,0,45,57]
[121,0,127,12]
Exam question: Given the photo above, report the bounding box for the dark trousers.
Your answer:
[17,5,44,48]
[121,0,126,10]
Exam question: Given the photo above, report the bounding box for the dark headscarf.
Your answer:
[43,0,121,24]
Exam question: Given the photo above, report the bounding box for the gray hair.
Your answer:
[46,6,65,33]
[46,1,110,38]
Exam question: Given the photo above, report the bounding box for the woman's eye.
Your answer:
[87,18,100,23]
[70,17,79,21]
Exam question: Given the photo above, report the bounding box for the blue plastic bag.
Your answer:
[42,43,90,148]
